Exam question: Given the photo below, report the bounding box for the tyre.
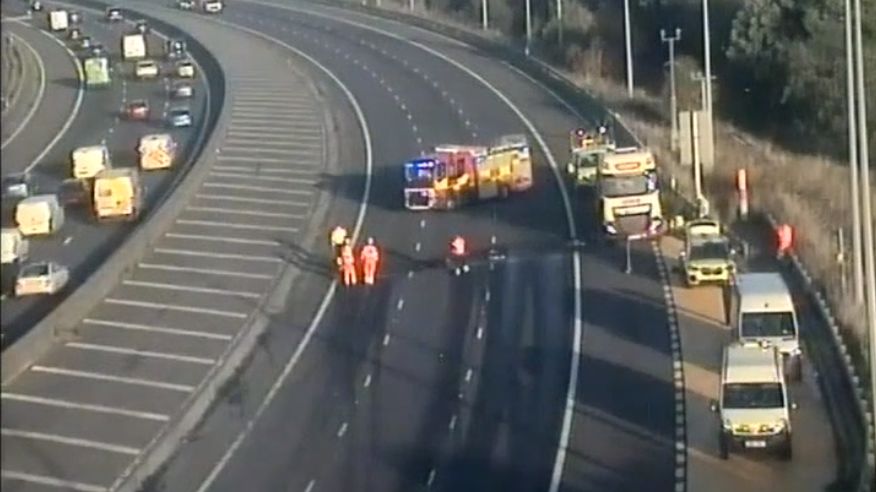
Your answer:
[718,434,729,460]
[779,436,792,461]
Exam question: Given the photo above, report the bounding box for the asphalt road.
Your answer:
[1,21,46,147]
[0,5,209,345]
[137,2,675,492]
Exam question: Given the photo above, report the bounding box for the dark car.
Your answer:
[134,20,149,34]
[77,36,93,51]
[166,38,186,59]
[123,99,150,120]
[57,179,90,207]
[177,0,194,10]
[69,10,82,24]
[105,7,122,21]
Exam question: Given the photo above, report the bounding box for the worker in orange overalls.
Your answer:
[338,238,357,286]
[448,235,470,275]
[360,237,380,285]
[776,223,794,260]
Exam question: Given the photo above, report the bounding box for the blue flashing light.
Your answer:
[406,158,436,168]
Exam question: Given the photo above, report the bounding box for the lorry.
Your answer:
[15,194,65,236]
[83,56,111,87]
[566,127,615,188]
[403,135,533,210]
[595,147,664,241]
[121,33,147,61]
[678,218,737,287]
[138,134,177,171]
[93,168,142,221]
[48,9,69,31]
[71,144,111,180]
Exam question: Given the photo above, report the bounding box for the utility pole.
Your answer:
[408,0,414,11]
[624,0,633,97]
[557,0,563,48]
[661,28,682,151]
[481,0,488,30]
[525,0,532,56]
[845,0,864,304]
[701,0,716,170]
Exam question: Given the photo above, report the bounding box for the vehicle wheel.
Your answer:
[779,437,792,461]
[718,434,729,460]
[499,186,509,199]
[792,359,803,382]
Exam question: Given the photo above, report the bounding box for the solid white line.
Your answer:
[336,422,348,437]
[166,231,281,246]
[1,393,169,421]
[193,16,373,492]
[123,279,262,298]
[187,205,303,219]
[103,298,247,320]
[20,25,84,173]
[67,340,220,363]
[202,182,313,196]
[212,165,317,175]
[154,247,281,262]
[1,32,45,149]
[195,193,310,207]
[83,317,234,340]
[0,470,106,492]
[174,218,299,233]
[29,365,195,392]
[1,428,140,455]
[210,171,317,185]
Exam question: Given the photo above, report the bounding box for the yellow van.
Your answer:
[15,195,65,236]
[93,168,142,221]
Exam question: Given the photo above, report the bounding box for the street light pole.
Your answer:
[624,0,633,97]
[481,0,488,30]
[661,28,682,151]
[702,0,714,121]
[525,0,532,56]
[408,0,413,11]
[845,0,864,304]
[557,0,563,48]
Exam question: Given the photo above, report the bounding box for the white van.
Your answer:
[71,144,111,179]
[730,272,803,381]
[1,228,29,264]
[711,342,796,460]
[49,9,69,31]
[15,195,65,236]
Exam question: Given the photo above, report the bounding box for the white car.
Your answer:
[171,82,194,99]
[134,60,159,79]
[176,60,195,78]
[168,108,192,128]
[14,261,69,297]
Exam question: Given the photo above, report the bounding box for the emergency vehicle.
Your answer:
[83,56,111,87]
[595,147,664,240]
[93,168,142,221]
[566,127,615,187]
[71,145,111,180]
[138,134,177,171]
[403,135,532,210]
[679,218,737,287]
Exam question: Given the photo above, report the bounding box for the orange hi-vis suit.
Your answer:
[360,244,380,285]
[339,244,357,285]
[776,223,793,258]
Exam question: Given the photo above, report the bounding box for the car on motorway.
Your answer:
[122,99,150,120]
[177,0,195,10]
[105,6,122,21]
[88,43,106,58]
[711,342,796,460]
[76,36,93,51]
[166,39,186,60]
[167,107,192,128]
[68,27,82,40]
[134,19,150,34]
[30,1,43,12]
[202,0,224,13]
[170,81,194,99]
[69,10,82,24]
[2,174,31,200]
[14,261,69,297]
[678,218,738,287]
[175,60,195,78]
[134,60,159,79]
[57,179,90,207]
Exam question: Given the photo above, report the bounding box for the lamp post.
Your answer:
[624,0,633,97]
[661,28,682,151]
[524,0,532,56]
[481,0,488,30]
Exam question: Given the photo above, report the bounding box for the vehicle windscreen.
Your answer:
[741,311,796,338]
[171,110,189,118]
[690,240,730,261]
[600,174,655,198]
[574,151,601,169]
[405,164,433,186]
[723,382,784,409]
[20,263,49,277]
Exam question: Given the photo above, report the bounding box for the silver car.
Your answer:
[171,82,194,99]
[15,261,69,297]
[168,107,192,128]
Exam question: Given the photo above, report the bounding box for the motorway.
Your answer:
[0,4,209,345]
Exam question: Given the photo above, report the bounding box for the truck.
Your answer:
[93,168,142,221]
[48,9,69,31]
[121,33,147,61]
[595,147,664,241]
[138,134,177,171]
[71,144,111,180]
[566,127,615,188]
[83,56,111,87]
[403,135,533,210]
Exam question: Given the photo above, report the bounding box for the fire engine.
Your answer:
[566,127,615,187]
[595,147,664,240]
[402,135,533,211]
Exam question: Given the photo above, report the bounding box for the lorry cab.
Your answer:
[15,194,65,236]
[71,144,112,179]
[711,342,796,460]
[596,147,663,240]
[730,272,802,381]
[93,168,142,221]
[1,228,29,265]
[680,218,737,287]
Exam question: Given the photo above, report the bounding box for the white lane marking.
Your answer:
[465,368,473,382]
[476,327,484,340]
[137,262,274,281]
[187,205,304,219]
[175,218,300,233]
[29,365,195,392]
[153,247,281,263]
[63,236,73,245]
[231,108,319,118]
[220,145,319,156]
[382,333,391,346]
[427,469,436,487]
[415,242,421,252]
[66,341,219,364]
[226,130,323,141]
[212,165,318,175]
[363,373,372,388]
[83,318,234,341]
[0,470,106,492]
[336,422,348,438]
[19,24,84,173]
[190,18,373,492]
[396,298,404,311]
[1,32,45,149]
[407,270,414,279]
[202,182,313,196]
[1,393,169,421]
[103,298,247,320]
[0,428,140,455]
[448,414,457,431]
[194,194,310,207]
[214,155,317,165]
[485,290,491,302]
[122,279,262,299]
[166,231,281,246]
[303,479,316,492]
[419,219,425,228]
[209,171,317,185]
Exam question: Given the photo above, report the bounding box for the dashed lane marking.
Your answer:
[215,155,313,164]
[336,422,348,438]
[209,171,317,185]
[1,393,169,422]
[363,373,372,388]
[82,318,234,341]
[29,366,195,392]
[0,428,140,455]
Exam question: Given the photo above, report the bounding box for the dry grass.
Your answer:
[364,0,874,351]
